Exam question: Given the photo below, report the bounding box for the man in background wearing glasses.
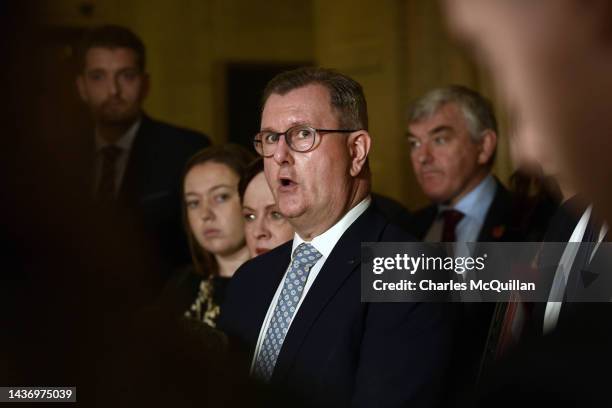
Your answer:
[219,67,452,407]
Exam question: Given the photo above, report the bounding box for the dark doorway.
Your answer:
[225,62,310,150]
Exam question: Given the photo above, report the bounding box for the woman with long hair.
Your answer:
[172,144,253,327]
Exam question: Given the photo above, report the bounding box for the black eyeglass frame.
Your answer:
[253,125,360,157]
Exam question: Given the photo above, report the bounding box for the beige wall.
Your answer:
[40,0,313,144]
[313,0,408,206]
[314,0,512,210]
[42,0,512,209]
[402,0,512,209]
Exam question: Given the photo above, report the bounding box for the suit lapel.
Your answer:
[477,179,512,242]
[245,243,292,350]
[271,207,388,382]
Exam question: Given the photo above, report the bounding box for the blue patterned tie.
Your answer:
[253,242,322,382]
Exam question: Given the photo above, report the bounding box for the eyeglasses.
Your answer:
[253,125,359,157]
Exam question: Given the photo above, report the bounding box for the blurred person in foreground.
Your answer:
[505,113,562,243]
[444,1,612,406]
[76,25,210,279]
[482,112,578,363]
[239,157,295,258]
[0,8,264,406]
[219,67,453,407]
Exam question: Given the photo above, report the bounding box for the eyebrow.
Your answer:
[185,184,233,196]
[242,203,277,212]
[86,67,139,75]
[260,120,311,133]
[406,125,454,139]
[428,125,453,136]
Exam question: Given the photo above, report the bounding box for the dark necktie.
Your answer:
[97,145,123,202]
[441,209,465,242]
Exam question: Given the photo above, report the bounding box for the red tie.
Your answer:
[441,209,464,242]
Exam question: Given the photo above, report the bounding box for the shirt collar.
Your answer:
[292,196,372,259]
[95,118,141,153]
[439,174,497,223]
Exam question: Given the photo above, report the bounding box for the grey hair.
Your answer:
[262,67,368,131]
[407,85,498,143]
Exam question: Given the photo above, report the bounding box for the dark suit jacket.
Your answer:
[219,206,453,408]
[409,178,517,406]
[93,114,210,276]
[523,196,585,336]
[476,198,612,408]
[371,192,413,233]
[553,198,612,332]
[409,178,515,242]
[479,200,580,394]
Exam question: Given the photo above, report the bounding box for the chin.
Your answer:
[99,111,138,125]
[425,190,451,204]
[200,239,227,254]
[278,199,306,219]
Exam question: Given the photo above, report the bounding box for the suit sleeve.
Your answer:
[352,302,453,408]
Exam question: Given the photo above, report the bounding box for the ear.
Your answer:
[347,130,371,177]
[477,129,497,165]
[76,75,88,102]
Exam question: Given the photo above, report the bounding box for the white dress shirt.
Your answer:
[250,196,372,372]
[93,118,141,197]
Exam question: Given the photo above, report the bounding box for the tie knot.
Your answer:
[292,243,322,265]
[100,144,123,163]
[440,209,464,242]
[441,209,464,227]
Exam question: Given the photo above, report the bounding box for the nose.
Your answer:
[273,135,293,165]
[200,204,214,222]
[253,217,271,241]
[417,141,434,165]
[109,75,120,96]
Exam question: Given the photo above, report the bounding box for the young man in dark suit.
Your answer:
[76,25,210,277]
[219,68,453,407]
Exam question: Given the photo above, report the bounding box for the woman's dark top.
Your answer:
[163,266,231,328]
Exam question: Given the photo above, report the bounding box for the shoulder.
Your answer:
[488,178,515,217]
[407,204,437,239]
[350,205,420,243]
[140,114,211,149]
[412,204,437,220]
[371,193,411,218]
[492,178,513,205]
[371,193,413,231]
[167,265,201,290]
[379,220,419,242]
[231,241,292,286]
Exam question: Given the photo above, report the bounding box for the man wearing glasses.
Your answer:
[219,67,452,407]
